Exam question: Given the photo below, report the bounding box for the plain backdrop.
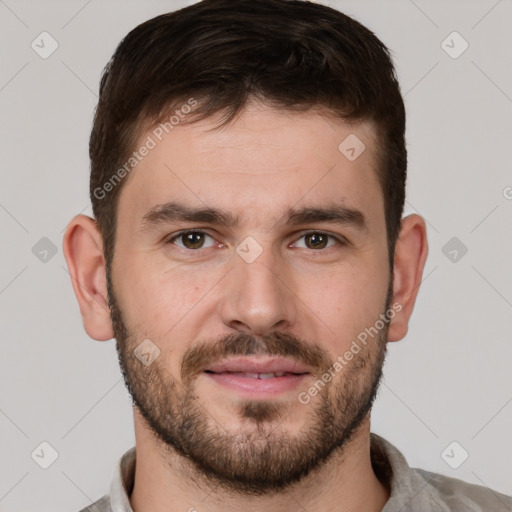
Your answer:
[0,0,511,510]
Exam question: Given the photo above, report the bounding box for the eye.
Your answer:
[167,230,217,250]
[292,231,341,250]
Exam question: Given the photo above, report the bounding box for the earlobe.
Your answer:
[62,214,114,341]
[387,214,429,342]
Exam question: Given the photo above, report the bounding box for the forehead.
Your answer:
[116,103,383,232]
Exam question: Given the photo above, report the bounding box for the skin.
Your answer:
[63,99,428,512]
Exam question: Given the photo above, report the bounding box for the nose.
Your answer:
[219,245,297,336]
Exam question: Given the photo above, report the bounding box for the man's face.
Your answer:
[108,101,392,493]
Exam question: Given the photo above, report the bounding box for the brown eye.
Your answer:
[168,231,216,250]
[294,232,339,250]
[304,233,329,249]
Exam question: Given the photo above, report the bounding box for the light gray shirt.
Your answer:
[79,433,511,511]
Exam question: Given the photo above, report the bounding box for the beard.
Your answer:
[107,268,391,496]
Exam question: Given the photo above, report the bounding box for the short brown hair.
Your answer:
[90,0,406,271]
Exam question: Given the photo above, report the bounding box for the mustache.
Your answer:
[181,331,332,383]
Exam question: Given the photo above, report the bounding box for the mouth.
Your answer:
[204,370,307,379]
[204,356,312,375]
[202,357,312,396]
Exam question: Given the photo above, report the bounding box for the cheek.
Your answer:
[296,264,388,352]
[114,256,222,340]
[113,268,207,378]
[120,273,200,326]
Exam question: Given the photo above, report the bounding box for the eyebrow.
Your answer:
[140,200,367,232]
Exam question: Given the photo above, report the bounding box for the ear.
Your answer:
[62,214,114,341]
[387,214,428,342]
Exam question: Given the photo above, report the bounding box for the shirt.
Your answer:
[79,433,512,511]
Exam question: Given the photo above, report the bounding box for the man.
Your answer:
[63,0,511,511]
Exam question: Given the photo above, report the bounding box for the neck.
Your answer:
[129,411,390,512]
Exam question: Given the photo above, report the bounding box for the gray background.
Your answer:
[1,0,511,510]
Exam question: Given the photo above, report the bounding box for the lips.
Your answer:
[206,371,298,379]
[204,357,312,376]
[202,357,313,396]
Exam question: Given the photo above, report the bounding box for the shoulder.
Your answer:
[78,493,111,512]
[370,433,511,512]
[413,467,512,512]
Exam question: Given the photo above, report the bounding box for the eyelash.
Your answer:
[165,229,346,252]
